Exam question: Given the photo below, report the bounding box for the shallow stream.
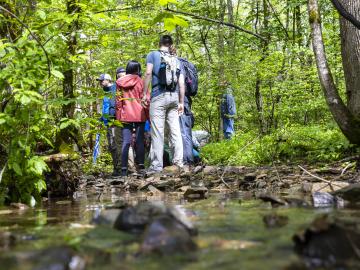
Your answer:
[0,191,359,269]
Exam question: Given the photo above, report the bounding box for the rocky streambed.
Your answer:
[0,163,360,270]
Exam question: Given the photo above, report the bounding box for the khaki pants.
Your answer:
[149,92,183,171]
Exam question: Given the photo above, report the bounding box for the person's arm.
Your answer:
[141,63,153,107]
[178,73,185,114]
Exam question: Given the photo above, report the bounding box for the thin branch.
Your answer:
[165,7,267,42]
[0,161,7,184]
[330,0,360,30]
[94,6,141,14]
[298,165,344,189]
[0,5,52,78]
[265,0,289,39]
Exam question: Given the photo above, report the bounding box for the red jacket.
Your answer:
[116,75,149,122]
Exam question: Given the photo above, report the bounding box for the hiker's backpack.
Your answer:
[179,58,198,97]
[158,50,180,91]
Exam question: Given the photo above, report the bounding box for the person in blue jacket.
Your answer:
[96,73,122,176]
[220,82,237,140]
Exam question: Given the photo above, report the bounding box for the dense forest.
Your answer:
[2,1,360,269]
[1,0,360,203]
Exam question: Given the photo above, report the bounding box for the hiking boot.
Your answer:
[111,170,122,177]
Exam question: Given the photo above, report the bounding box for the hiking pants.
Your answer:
[107,126,122,172]
[121,122,145,172]
[149,92,183,171]
[179,114,194,165]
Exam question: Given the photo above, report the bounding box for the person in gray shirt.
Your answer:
[141,35,185,173]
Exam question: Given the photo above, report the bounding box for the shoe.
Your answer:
[111,170,122,177]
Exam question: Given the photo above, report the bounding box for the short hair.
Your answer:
[159,35,173,47]
[126,60,141,76]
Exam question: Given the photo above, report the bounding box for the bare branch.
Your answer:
[94,6,141,14]
[165,7,267,42]
[330,0,360,30]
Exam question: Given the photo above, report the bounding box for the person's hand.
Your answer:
[141,96,149,108]
[178,103,184,115]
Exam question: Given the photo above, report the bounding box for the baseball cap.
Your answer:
[96,73,112,81]
[116,67,126,74]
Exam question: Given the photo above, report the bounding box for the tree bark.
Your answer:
[338,0,360,118]
[308,0,360,144]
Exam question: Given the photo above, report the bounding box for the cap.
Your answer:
[116,67,126,74]
[96,73,112,81]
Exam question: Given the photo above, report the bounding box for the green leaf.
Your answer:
[12,163,22,176]
[159,0,177,6]
[51,70,64,79]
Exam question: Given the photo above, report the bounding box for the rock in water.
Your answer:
[293,215,360,268]
[140,215,197,255]
[332,183,360,203]
[113,202,167,233]
[263,213,289,228]
[312,192,335,207]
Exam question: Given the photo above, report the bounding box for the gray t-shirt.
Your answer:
[146,50,183,99]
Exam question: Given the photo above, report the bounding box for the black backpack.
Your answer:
[178,58,198,97]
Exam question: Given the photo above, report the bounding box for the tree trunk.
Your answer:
[308,0,360,144]
[339,0,360,118]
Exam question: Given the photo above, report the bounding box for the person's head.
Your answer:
[116,67,126,79]
[126,60,141,77]
[159,35,173,48]
[96,73,112,88]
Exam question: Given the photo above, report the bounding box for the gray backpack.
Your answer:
[158,50,180,91]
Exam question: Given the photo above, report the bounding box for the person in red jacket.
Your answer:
[116,61,149,176]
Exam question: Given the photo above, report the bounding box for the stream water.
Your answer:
[0,191,359,270]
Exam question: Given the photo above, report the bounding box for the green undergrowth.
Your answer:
[201,125,355,166]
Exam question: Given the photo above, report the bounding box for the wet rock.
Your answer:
[257,180,267,189]
[108,178,125,186]
[34,246,85,270]
[283,196,310,207]
[148,185,164,197]
[258,194,286,207]
[92,209,121,226]
[244,173,256,182]
[263,213,289,228]
[311,192,344,208]
[183,186,208,200]
[0,231,16,250]
[203,166,217,175]
[113,202,167,233]
[113,202,197,237]
[163,165,181,174]
[333,183,360,203]
[193,166,203,174]
[256,173,267,180]
[140,215,197,255]
[310,181,349,193]
[293,215,360,268]
[10,203,29,210]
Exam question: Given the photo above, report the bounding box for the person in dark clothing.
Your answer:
[116,61,149,176]
[220,83,236,139]
[116,67,126,79]
[96,73,122,176]
[179,96,194,166]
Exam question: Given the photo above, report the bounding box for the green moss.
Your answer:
[309,9,320,24]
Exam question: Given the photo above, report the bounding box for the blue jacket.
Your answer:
[100,84,116,126]
[221,92,236,118]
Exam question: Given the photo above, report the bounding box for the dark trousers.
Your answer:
[106,126,122,172]
[179,114,194,165]
[121,122,145,172]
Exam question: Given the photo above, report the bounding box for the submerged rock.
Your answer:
[293,215,360,268]
[263,213,289,228]
[140,215,197,255]
[332,183,360,203]
[258,194,286,207]
[113,202,167,233]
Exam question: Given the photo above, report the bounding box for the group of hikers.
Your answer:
[96,35,236,177]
